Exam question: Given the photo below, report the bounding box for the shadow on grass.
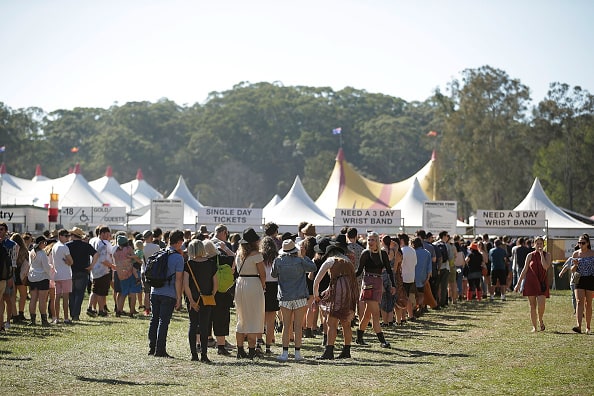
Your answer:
[76,375,178,386]
[0,350,33,361]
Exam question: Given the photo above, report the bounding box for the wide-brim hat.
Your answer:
[70,227,86,238]
[33,235,49,249]
[281,232,297,241]
[301,223,317,237]
[314,237,331,254]
[279,239,299,255]
[323,242,346,256]
[333,234,349,250]
[239,227,260,244]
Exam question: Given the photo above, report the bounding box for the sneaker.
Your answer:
[86,308,97,317]
[489,296,494,302]
[277,351,288,362]
[294,350,303,361]
[143,309,151,317]
[51,318,59,324]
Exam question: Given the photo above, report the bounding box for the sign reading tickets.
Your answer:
[61,206,126,227]
[198,207,263,227]
[423,201,458,235]
[475,210,546,228]
[150,199,184,230]
[334,209,401,230]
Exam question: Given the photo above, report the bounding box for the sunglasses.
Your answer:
[578,241,586,245]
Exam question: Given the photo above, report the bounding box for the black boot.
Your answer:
[41,314,50,327]
[337,344,351,359]
[322,333,327,346]
[304,328,315,338]
[28,314,36,326]
[316,345,334,360]
[376,331,390,348]
[200,354,211,363]
[237,346,248,359]
[356,329,368,345]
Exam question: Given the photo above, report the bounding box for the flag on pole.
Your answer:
[332,127,342,135]
[426,131,438,137]
[0,146,5,153]
[70,147,79,153]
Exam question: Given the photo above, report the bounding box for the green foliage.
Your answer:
[1,70,594,218]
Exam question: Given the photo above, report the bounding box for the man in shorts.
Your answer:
[88,226,114,317]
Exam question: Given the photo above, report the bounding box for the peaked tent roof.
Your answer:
[263,194,281,210]
[315,148,434,218]
[120,168,163,207]
[392,178,429,227]
[32,164,49,182]
[512,178,593,238]
[89,166,143,210]
[37,171,106,208]
[264,176,332,229]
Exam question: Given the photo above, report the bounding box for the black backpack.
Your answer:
[437,242,449,263]
[0,244,11,281]
[144,249,177,288]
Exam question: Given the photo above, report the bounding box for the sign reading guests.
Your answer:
[61,206,127,227]
[334,209,402,233]
[198,207,263,228]
[423,201,458,236]
[475,210,546,228]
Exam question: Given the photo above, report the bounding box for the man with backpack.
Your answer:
[148,229,184,358]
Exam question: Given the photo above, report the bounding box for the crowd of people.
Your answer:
[0,220,592,363]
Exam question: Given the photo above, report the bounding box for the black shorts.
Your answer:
[490,269,507,286]
[403,282,415,295]
[29,279,50,291]
[577,275,594,291]
[415,284,425,293]
[92,273,111,297]
[264,282,279,312]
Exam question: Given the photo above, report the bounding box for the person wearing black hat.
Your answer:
[234,228,266,360]
[27,236,52,326]
[313,242,358,360]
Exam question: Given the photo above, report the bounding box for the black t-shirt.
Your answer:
[516,246,531,270]
[66,239,97,273]
[357,250,395,287]
[185,258,217,300]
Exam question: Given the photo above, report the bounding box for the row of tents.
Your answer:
[0,149,592,238]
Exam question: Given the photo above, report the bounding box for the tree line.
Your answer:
[1,65,593,218]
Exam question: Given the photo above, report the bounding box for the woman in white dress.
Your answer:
[234,228,266,359]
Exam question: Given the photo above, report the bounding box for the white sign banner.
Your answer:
[61,206,126,227]
[423,201,458,235]
[475,210,546,228]
[334,209,402,232]
[151,199,184,230]
[198,207,263,227]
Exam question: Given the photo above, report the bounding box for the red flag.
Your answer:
[70,147,79,153]
[426,131,438,137]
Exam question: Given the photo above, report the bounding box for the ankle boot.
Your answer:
[237,346,248,359]
[29,314,37,326]
[41,314,50,327]
[248,347,257,360]
[337,344,351,359]
[200,354,211,363]
[356,329,368,345]
[304,328,314,338]
[376,332,390,348]
[322,333,327,346]
[316,345,334,360]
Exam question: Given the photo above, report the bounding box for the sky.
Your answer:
[1,0,593,112]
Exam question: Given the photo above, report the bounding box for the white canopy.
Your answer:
[120,168,163,207]
[89,166,143,211]
[263,176,333,232]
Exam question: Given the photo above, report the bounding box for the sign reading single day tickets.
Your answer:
[198,207,263,227]
[423,201,457,235]
[61,206,126,226]
[475,210,545,228]
[150,199,184,230]
[334,209,401,232]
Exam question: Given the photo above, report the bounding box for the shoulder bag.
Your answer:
[187,261,216,307]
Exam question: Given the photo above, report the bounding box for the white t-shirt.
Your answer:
[51,241,72,281]
[400,245,417,284]
[90,238,113,279]
[142,242,160,273]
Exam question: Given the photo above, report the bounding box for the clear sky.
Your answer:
[1,0,592,112]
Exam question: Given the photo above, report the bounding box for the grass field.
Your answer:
[0,290,592,396]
